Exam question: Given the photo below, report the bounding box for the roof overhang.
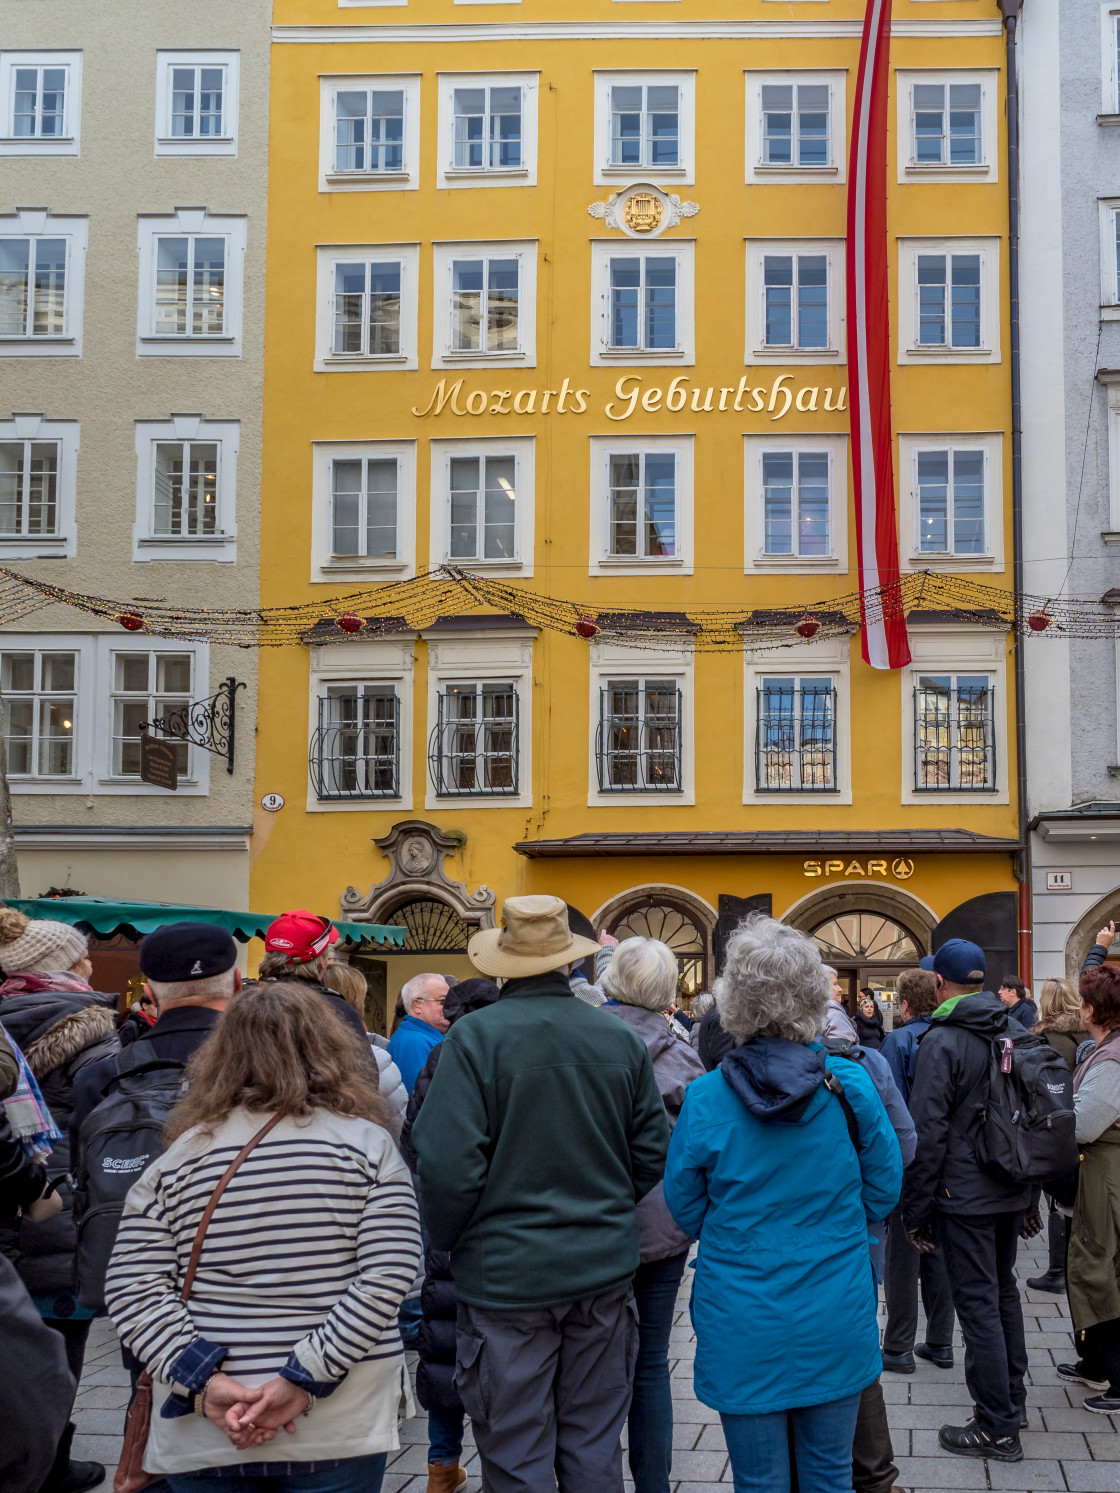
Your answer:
[514,830,1020,859]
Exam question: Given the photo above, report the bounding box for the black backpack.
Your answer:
[72,1044,188,1311]
[952,1028,1078,1186]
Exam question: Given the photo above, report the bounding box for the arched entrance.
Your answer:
[595,887,715,999]
[810,911,923,1017]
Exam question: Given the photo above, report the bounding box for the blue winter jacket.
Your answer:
[664,1036,902,1416]
[388,1013,444,1093]
[879,1015,933,1109]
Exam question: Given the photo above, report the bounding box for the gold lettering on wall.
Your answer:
[803,858,917,880]
[411,374,849,421]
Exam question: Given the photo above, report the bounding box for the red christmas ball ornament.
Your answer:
[336,613,364,634]
[575,616,600,640]
[1027,609,1052,632]
[796,614,820,640]
[118,611,145,632]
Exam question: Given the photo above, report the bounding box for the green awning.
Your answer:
[5,897,406,948]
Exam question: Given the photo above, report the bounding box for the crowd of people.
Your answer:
[1,893,1119,1493]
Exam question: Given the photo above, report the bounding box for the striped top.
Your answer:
[105,1107,421,1393]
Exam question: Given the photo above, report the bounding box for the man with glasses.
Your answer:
[389,973,451,1091]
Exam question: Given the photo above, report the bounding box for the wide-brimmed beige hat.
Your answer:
[469,895,601,979]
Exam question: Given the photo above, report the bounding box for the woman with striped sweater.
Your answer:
[105,980,422,1493]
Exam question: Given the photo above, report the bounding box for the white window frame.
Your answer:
[745,238,845,362]
[744,636,851,805]
[136,208,246,358]
[896,237,1000,365]
[895,69,997,183]
[432,240,537,370]
[1100,371,1120,529]
[744,433,848,574]
[314,243,419,371]
[898,431,1002,571]
[1100,200,1120,319]
[1,644,81,783]
[1101,3,1120,118]
[588,640,694,807]
[429,435,535,577]
[592,70,695,186]
[436,72,538,189]
[306,635,416,813]
[590,239,695,367]
[422,627,535,810]
[589,433,693,577]
[901,625,1007,806]
[0,414,79,559]
[154,51,239,158]
[318,74,420,192]
[0,633,211,797]
[745,70,846,185]
[0,51,81,157]
[310,439,416,582]
[133,415,238,563]
[0,209,87,358]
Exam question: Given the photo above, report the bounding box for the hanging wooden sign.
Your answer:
[139,732,178,791]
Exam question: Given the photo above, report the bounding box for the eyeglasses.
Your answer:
[418,996,446,1007]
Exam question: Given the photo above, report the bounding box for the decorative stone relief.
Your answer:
[340,818,497,930]
[587,182,700,238]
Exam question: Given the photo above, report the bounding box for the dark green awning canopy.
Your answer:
[5,897,406,948]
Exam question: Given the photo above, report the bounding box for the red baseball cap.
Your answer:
[264,910,340,963]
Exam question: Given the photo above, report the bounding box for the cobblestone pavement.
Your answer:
[71,1235,1119,1492]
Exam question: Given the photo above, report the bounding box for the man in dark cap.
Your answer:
[70,922,241,1141]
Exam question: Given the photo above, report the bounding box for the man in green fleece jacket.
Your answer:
[412,895,669,1493]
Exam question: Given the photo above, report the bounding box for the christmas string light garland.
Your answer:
[0,565,1111,653]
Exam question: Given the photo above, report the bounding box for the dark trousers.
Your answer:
[937,1211,1028,1439]
[1078,1318,1120,1395]
[455,1284,638,1493]
[628,1251,689,1493]
[883,1205,956,1353]
[37,1319,91,1493]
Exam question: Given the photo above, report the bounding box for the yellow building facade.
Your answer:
[254,0,1017,1019]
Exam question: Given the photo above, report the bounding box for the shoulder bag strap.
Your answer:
[823,1068,861,1151]
[179,1112,283,1304]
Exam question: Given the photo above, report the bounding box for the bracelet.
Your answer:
[300,1391,316,1418]
[195,1373,222,1417]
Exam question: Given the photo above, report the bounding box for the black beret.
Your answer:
[140,922,238,982]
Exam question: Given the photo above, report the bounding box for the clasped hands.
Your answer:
[201,1374,311,1448]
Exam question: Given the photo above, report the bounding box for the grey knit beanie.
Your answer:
[0,908,88,975]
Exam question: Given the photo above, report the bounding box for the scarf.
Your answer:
[0,1023,62,1161]
[0,970,94,998]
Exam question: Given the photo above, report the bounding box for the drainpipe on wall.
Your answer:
[998,0,1031,980]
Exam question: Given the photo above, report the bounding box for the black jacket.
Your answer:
[0,1253,74,1493]
[1006,996,1038,1031]
[854,1010,886,1049]
[698,1001,734,1071]
[0,1116,47,1231]
[399,1041,441,1175]
[0,990,118,1294]
[69,1003,222,1145]
[902,991,1033,1225]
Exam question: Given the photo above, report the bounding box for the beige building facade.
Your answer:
[0,0,268,922]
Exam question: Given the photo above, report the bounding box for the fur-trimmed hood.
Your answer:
[2,993,117,1080]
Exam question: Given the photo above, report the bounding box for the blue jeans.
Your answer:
[166,1455,387,1493]
[628,1250,689,1493]
[721,1393,861,1493]
[427,1402,465,1464]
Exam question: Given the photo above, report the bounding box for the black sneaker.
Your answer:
[881,1350,915,1374]
[938,1423,1023,1462]
[53,1462,106,1493]
[915,1342,954,1369]
[1057,1362,1109,1390]
[1084,1394,1120,1414]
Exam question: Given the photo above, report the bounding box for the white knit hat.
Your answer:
[0,908,88,975]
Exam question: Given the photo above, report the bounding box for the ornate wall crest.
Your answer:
[340,819,497,930]
[588,182,699,238]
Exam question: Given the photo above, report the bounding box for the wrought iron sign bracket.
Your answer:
[139,677,245,775]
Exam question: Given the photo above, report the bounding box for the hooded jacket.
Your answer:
[902,991,1033,1225]
[603,1002,705,1262]
[664,1036,901,1415]
[412,969,668,1310]
[879,1014,934,1109]
[0,988,118,1292]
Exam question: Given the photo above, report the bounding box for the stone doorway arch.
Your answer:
[339,819,497,933]
[1065,887,1120,977]
[591,884,717,998]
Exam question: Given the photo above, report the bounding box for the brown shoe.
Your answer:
[425,1462,468,1493]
